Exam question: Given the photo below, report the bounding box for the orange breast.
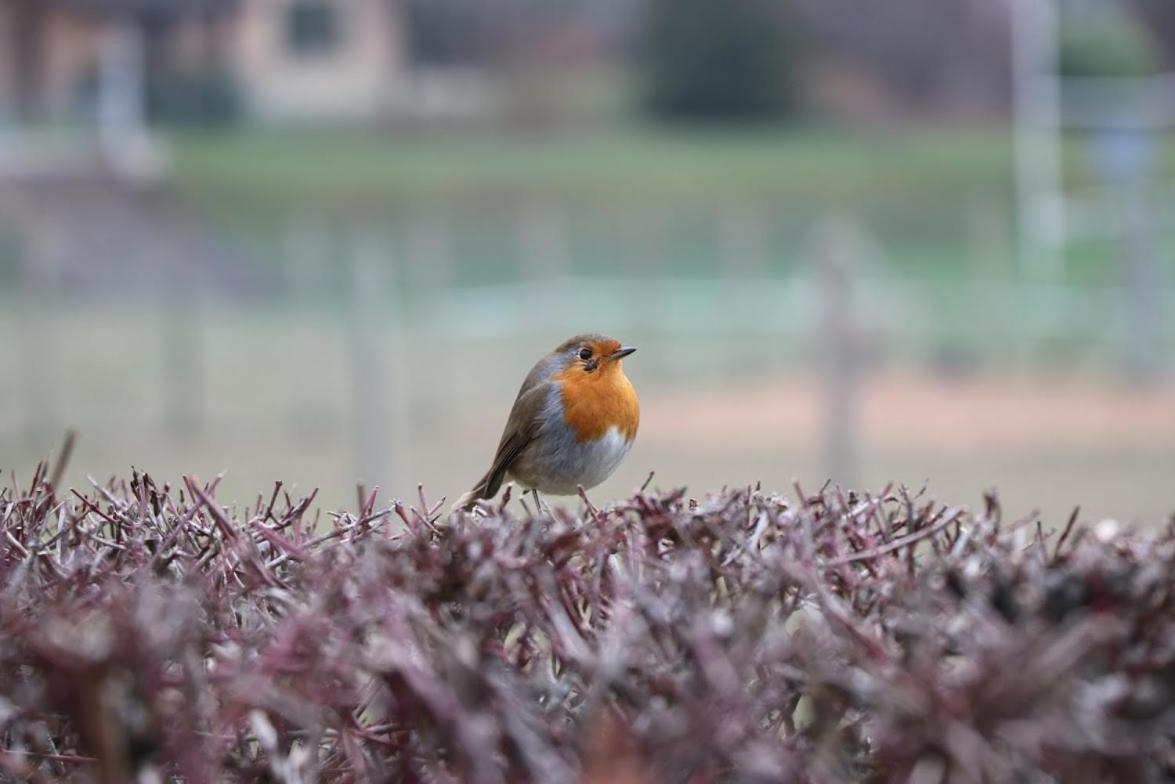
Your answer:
[552,364,639,444]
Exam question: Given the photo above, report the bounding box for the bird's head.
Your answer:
[550,334,636,378]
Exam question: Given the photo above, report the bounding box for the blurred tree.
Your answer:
[7,0,47,120]
[1131,0,1175,67]
[403,0,639,66]
[640,0,797,121]
[790,0,1008,119]
[1059,4,1162,77]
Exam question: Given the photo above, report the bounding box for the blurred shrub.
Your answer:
[641,0,799,121]
[4,467,1175,781]
[1059,8,1162,78]
[790,0,1010,116]
[146,70,242,126]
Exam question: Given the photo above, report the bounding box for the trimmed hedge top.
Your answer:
[1,466,1173,783]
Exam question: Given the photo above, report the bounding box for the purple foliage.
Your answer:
[1,461,1174,783]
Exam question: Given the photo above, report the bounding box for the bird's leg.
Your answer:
[531,488,551,517]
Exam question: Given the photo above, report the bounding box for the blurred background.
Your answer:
[1,0,1173,524]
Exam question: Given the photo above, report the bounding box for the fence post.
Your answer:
[160,257,202,441]
[1011,0,1065,280]
[405,210,457,429]
[284,214,329,298]
[97,12,156,179]
[718,203,768,277]
[816,216,861,490]
[966,199,1012,366]
[618,206,667,331]
[349,231,395,491]
[1121,148,1163,383]
[17,217,60,447]
[519,204,572,330]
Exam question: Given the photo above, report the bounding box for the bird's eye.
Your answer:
[578,348,592,361]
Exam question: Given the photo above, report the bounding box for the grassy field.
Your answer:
[168,125,1015,205]
[167,123,1175,203]
[166,125,1014,287]
[165,123,1175,297]
[155,125,1175,379]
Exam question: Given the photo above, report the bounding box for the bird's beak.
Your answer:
[610,346,637,360]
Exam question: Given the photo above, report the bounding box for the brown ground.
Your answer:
[643,372,1175,453]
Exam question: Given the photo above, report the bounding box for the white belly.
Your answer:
[510,425,633,495]
[569,426,632,490]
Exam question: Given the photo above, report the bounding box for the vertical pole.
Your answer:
[719,204,770,372]
[18,215,60,446]
[1091,123,1163,383]
[618,205,666,332]
[966,199,1012,363]
[817,216,860,489]
[1122,138,1162,383]
[284,214,328,298]
[408,210,454,293]
[97,13,148,173]
[1012,0,1065,280]
[11,0,45,122]
[519,204,571,331]
[0,5,15,128]
[349,232,394,490]
[718,203,768,277]
[406,210,455,429]
[160,254,202,441]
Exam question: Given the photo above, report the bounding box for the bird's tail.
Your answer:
[451,473,491,512]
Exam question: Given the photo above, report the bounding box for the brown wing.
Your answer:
[454,378,551,510]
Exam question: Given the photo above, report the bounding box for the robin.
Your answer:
[455,334,639,511]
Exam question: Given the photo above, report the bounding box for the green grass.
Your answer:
[165,124,1020,288]
[163,123,1175,294]
[168,123,1175,213]
[167,125,1014,208]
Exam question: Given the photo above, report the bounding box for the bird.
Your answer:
[455,334,639,512]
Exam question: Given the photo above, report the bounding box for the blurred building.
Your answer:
[0,0,407,125]
[236,0,406,122]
